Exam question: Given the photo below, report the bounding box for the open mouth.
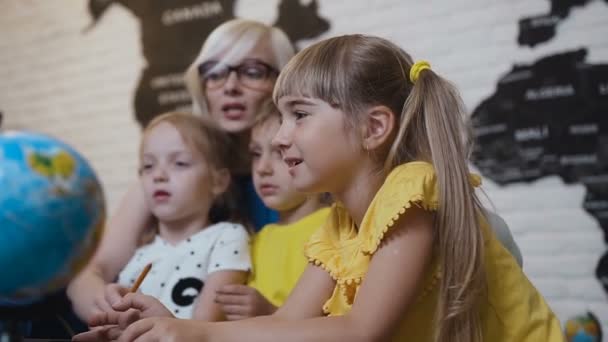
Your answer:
[221,103,246,119]
[283,158,303,168]
[153,190,171,200]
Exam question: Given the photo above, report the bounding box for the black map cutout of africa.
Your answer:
[86,0,330,127]
[472,0,608,294]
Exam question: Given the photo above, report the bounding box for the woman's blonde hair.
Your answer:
[274,34,486,342]
[184,19,295,117]
[139,112,249,241]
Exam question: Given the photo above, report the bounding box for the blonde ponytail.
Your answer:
[388,68,486,342]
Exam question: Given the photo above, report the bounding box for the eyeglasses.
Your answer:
[198,59,279,91]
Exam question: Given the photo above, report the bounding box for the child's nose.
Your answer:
[153,167,169,182]
[255,154,273,175]
[271,122,291,151]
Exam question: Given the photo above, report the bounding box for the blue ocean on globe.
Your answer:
[0,130,105,301]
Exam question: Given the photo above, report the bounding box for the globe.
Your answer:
[0,130,105,302]
[565,311,602,342]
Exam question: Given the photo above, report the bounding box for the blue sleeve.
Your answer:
[235,175,278,231]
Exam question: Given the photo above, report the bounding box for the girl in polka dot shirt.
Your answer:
[115,112,251,320]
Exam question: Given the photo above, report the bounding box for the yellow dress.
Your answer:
[248,208,330,307]
[304,161,565,341]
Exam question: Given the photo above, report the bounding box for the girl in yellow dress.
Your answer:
[74,34,565,342]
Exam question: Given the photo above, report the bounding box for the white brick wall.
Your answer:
[0,1,143,210]
[1,0,606,332]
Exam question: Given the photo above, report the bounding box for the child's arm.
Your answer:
[192,270,249,321]
[190,223,253,321]
[67,182,153,321]
[114,207,435,342]
[215,284,278,320]
[215,260,337,321]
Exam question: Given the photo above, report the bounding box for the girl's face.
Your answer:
[274,96,363,195]
[140,122,222,223]
[250,116,307,211]
[203,38,278,133]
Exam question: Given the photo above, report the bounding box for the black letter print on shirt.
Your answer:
[171,278,204,306]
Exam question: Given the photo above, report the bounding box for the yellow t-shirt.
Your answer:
[304,161,565,341]
[248,208,330,307]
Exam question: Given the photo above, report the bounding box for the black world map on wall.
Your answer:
[86,0,330,128]
[472,0,608,294]
[518,0,608,47]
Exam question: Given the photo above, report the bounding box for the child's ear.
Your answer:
[211,168,231,196]
[360,105,396,151]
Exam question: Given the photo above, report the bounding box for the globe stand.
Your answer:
[0,320,24,342]
[0,290,74,341]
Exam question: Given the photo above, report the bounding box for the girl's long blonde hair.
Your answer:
[274,35,486,342]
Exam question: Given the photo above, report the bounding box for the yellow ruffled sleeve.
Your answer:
[359,162,439,254]
[359,161,482,254]
[303,203,356,280]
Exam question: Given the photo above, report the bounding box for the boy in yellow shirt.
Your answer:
[215,101,329,319]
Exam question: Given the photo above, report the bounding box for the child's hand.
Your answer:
[106,283,130,305]
[72,284,137,342]
[71,325,124,342]
[215,284,277,320]
[73,294,174,342]
[111,292,174,319]
[115,317,206,342]
[91,283,129,316]
[88,293,173,328]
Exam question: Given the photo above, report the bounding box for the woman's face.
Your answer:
[203,38,278,133]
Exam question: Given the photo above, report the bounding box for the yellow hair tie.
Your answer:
[409,61,431,83]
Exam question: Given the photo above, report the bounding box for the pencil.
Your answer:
[130,263,152,293]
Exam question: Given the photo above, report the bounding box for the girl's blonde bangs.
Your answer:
[273,39,349,108]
